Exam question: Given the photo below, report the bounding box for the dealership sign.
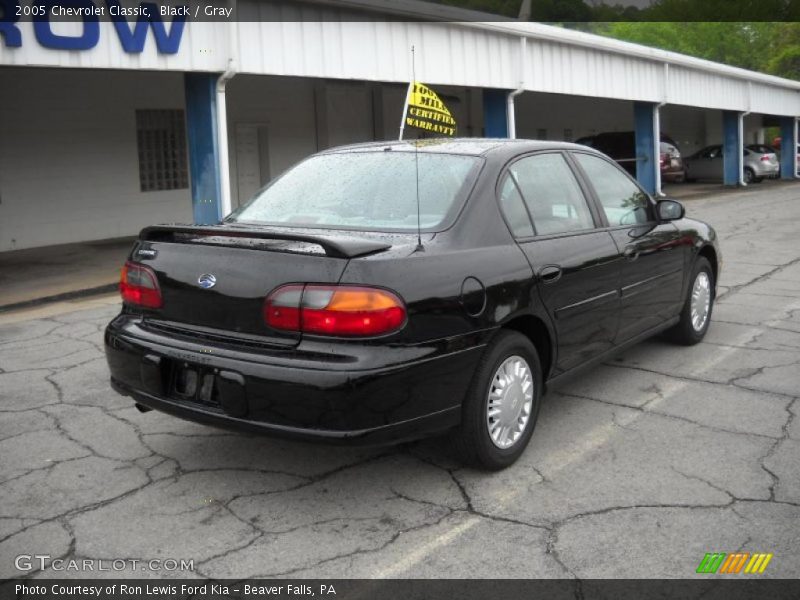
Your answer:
[0,0,185,54]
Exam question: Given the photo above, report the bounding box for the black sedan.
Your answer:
[105,139,721,470]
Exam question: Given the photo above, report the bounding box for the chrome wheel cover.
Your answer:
[690,271,712,332]
[486,355,534,449]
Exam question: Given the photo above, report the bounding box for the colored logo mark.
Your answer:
[696,552,773,574]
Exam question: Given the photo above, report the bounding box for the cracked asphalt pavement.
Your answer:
[1,183,799,580]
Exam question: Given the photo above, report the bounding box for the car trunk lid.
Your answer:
[130,225,392,346]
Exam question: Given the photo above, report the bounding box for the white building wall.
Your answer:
[666,65,749,112]
[0,68,192,251]
[225,75,319,202]
[525,42,662,103]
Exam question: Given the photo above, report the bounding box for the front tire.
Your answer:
[450,330,543,470]
[666,256,714,345]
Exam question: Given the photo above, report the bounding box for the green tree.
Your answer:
[593,22,783,75]
[764,23,800,79]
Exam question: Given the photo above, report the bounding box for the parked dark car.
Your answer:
[105,139,721,469]
[583,131,686,183]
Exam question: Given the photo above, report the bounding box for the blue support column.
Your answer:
[184,73,222,224]
[780,116,797,179]
[633,102,657,196]
[722,111,742,186]
[483,89,508,138]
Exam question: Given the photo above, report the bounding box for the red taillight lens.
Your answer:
[119,261,162,309]
[760,154,771,162]
[265,285,406,337]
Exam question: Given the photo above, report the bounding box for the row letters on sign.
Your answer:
[0,0,185,54]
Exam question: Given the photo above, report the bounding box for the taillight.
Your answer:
[264,284,303,331]
[659,153,667,165]
[760,154,771,162]
[119,261,162,309]
[265,284,406,337]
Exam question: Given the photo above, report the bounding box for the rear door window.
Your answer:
[508,153,596,236]
[573,153,652,227]
[498,176,534,238]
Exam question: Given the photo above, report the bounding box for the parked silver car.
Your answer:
[684,144,779,183]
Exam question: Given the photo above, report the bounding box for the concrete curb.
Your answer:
[0,283,118,314]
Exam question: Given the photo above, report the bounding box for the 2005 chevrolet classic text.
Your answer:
[105,139,720,469]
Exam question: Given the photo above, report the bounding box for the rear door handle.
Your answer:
[539,265,562,284]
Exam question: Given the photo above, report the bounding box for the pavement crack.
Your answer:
[409,453,550,530]
[669,467,735,501]
[232,510,457,579]
[604,361,800,401]
[558,390,782,441]
[716,255,800,301]
[758,396,796,502]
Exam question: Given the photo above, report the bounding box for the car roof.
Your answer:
[320,138,596,158]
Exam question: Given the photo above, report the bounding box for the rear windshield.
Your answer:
[747,145,775,155]
[229,151,482,232]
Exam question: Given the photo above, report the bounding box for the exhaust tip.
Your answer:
[135,403,153,413]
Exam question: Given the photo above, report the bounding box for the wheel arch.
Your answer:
[697,244,719,286]
[501,314,555,382]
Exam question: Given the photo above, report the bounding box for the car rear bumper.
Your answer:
[104,315,487,445]
[753,165,780,178]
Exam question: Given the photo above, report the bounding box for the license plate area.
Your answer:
[169,362,221,409]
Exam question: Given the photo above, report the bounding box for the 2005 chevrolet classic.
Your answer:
[105,139,720,469]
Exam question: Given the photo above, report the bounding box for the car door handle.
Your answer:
[539,265,562,284]
[624,247,639,261]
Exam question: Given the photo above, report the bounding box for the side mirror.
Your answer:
[657,199,685,221]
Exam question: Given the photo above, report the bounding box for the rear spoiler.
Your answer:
[140,225,391,259]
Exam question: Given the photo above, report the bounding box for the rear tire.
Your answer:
[666,256,714,345]
[744,167,755,184]
[450,330,543,470]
